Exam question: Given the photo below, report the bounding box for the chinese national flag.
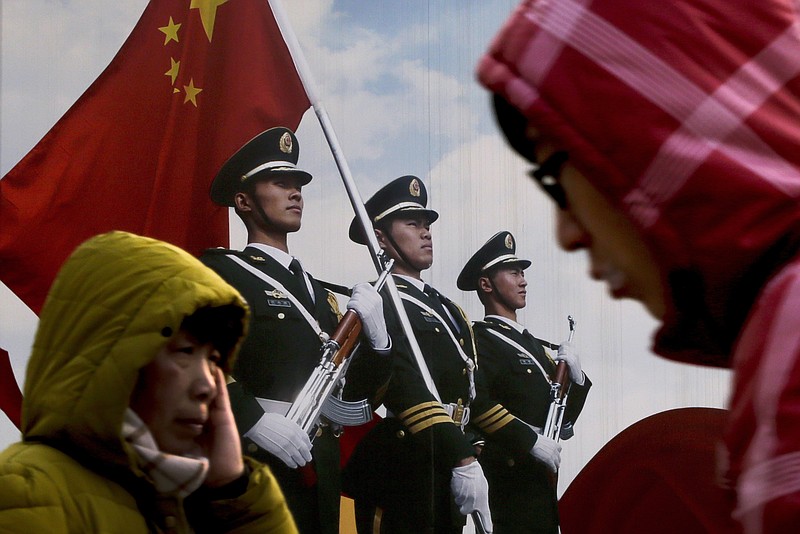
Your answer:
[0,0,310,315]
[0,0,310,426]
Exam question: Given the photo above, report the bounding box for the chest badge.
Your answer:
[266,289,287,299]
[265,289,291,308]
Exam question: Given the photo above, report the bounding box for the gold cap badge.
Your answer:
[409,178,421,197]
[279,132,293,154]
[505,234,514,249]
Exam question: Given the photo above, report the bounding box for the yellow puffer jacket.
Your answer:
[0,231,297,533]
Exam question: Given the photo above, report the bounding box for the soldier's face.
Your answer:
[250,175,304,232]
[378,215,434,275]
[485,265,527,311]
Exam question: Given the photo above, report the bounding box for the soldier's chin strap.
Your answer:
[486,273,517,316]
[381,223,430,275]
[242,179,280,235]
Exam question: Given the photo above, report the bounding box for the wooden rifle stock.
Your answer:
[330,309,362,366]
[285,260,393,438]
[552,360,571,399]
[543,316,575,441]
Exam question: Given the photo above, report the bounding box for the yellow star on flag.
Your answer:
[158,17,181,45]
[183,79,203,107]
[191,0,229,42]
[165,58,180,85]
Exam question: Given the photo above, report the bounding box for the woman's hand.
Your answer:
[200,368,245,487]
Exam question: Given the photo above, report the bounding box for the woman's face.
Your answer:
[130,330,220,456]
[533,138,666,319]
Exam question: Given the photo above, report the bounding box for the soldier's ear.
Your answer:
[478,276,493,294]
[374,228,387,249]
[233,191,251,212]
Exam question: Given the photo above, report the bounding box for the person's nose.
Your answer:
[191,356,218,402]
[556,210,589,252]
[289,186,302,201]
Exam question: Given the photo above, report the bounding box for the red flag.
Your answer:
[0,349,22,430]
[0,0,310,315]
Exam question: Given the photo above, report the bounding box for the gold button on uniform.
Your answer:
[507,459,515,467]
[459,338,465,346]
[396,430,405,439]
[247,443,258,453]
[278,312,285,319]
[527,369,532,374]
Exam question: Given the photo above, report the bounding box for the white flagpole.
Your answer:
[267,0,441,401]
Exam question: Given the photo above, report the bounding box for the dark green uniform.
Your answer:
[344,277,538,533]
[201,247,389,534]
[343,276,474,534]
[473,317,591,534]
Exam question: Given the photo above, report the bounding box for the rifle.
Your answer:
[542,315,575,441]
[285,257,394,440]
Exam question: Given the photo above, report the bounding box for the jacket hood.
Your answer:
[22,231,248,470]
[478,0,800,366]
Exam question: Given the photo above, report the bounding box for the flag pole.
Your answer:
[268,0,440,400]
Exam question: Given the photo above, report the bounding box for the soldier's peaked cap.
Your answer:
[210,127,312,206]
[457,231,531,291]
[348,175,439,245]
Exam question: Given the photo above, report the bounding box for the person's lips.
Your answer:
[176,417,206,436]
[592,265,628,299]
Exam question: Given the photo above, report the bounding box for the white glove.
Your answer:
[530,434,562,473]
[451,461,494,533]
[556,340,584,385]
[244,412,313,468]
[347,282,390,350]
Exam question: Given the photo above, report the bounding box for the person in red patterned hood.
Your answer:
[477,0,800,531]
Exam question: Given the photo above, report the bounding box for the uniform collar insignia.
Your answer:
[249,255,266,262]
[266,289,288,299]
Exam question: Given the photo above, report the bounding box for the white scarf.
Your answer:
[122,409,209,499]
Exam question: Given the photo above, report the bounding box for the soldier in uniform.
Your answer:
[200,127,393,534]
[343,176,543,534]
[457,231,591,534]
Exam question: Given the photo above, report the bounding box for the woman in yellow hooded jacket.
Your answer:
[0,231,297,533]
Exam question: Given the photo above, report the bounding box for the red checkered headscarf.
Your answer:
[478,0,800,367]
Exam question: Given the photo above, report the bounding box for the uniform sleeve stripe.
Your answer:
[407,415,459,434]
[478,413,517,434]
[476,408,512,428]
[401,406,451,426]
[398,401,443,420]
[471,404,506,424]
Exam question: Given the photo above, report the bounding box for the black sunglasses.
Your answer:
[528,151,569,209]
